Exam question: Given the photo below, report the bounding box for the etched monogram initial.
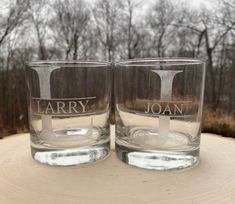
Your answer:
[152,70,182,101]
[31,66,60,136]
[30,66,96,139]
[151,70,182,138]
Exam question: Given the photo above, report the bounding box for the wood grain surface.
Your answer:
[0,130,235,204]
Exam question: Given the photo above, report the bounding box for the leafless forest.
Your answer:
[0,0,235,138]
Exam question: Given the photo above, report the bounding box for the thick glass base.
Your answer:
[31,141,110,166]
[115,142,199,171]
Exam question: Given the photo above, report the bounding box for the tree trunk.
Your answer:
[204,29,216,109]
[73,32,78,60]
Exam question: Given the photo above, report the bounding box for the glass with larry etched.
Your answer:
[26,61,111,166]
[115,58,206,170]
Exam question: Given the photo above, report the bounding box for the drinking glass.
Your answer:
[115,58,206,170]
[26,60,111,166]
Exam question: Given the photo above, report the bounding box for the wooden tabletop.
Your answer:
[0,129,235,204]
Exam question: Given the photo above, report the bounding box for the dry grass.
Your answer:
[0,126,28,139]
[1,107,235,139]
[203,107,235,137]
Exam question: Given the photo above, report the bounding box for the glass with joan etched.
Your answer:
[115,58,206,170]
[26,61,111,166]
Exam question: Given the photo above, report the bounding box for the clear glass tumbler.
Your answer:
[115,58,206,170]
[26,61,111,166]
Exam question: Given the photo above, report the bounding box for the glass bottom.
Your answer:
[31,140,110,166]
[115,142,199,171]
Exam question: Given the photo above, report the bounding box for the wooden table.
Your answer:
[0,128,235,204]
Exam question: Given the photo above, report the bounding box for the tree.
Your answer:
[0,0,30,137]
[175,4,234,108]
[0,0,29,47]
[118,0,143,59]
[28,0,50,60]
[146,0,176,57]
[93,0,122,61]
[51,0,90,60]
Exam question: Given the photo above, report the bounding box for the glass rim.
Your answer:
[115,57,206,67]
[28,60,111,68]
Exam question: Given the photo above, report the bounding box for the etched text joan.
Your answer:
[144,102,184,116]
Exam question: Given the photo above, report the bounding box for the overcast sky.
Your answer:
[0,0,214,17]
[127,0,214,22]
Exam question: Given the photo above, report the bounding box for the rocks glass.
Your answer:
[115,58,206,170]
[26,61,111,166]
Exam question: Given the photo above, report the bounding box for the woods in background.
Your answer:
[0,0,235,137]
